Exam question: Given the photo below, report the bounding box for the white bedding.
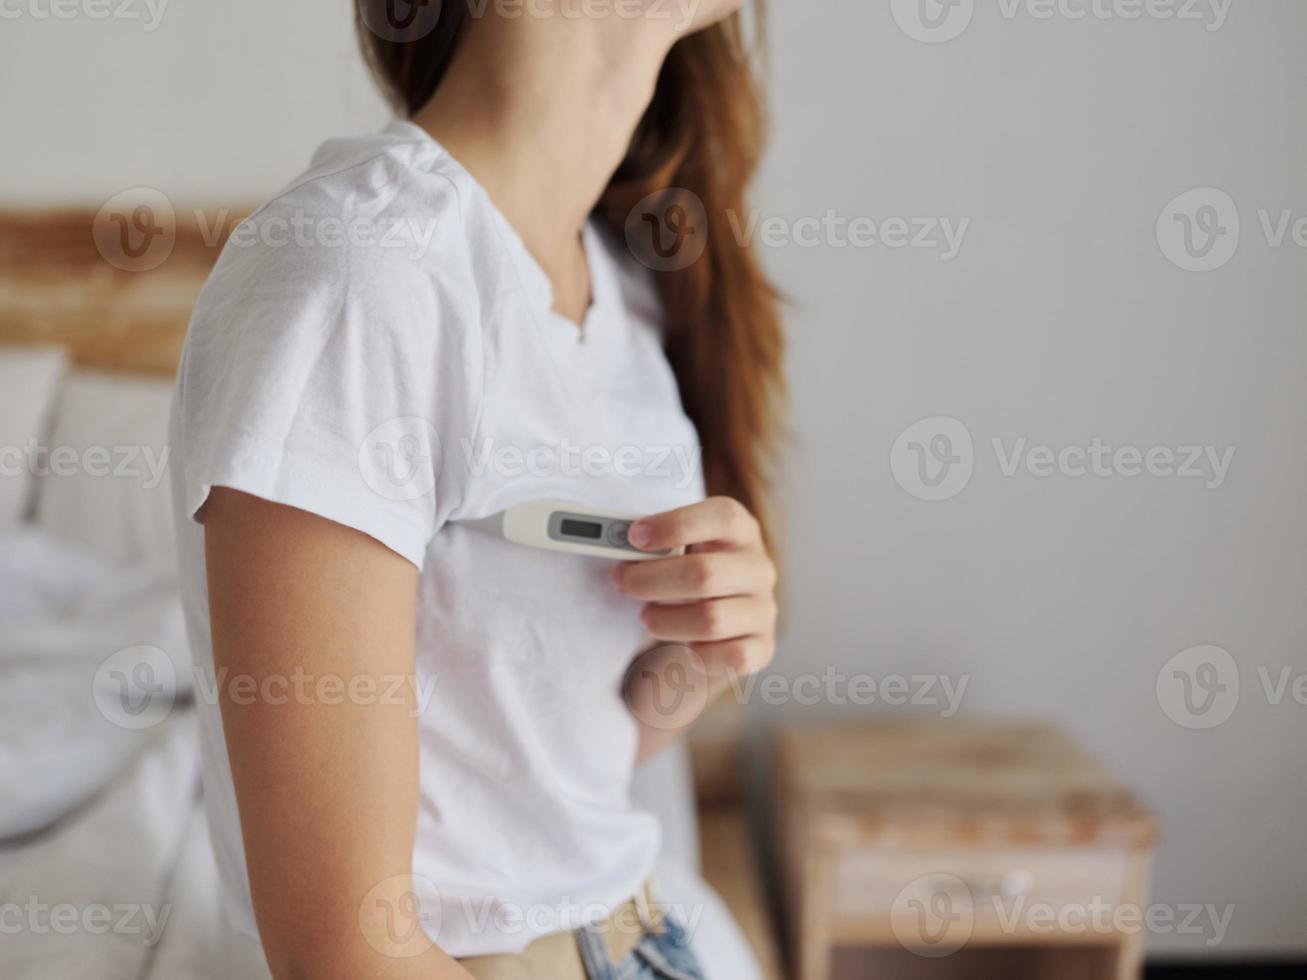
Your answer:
[0,526,201,980]
[0,528,191,841]
[141,803,226,980]
[0,712,200,979]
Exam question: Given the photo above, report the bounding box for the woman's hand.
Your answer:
[616,496,778,672]
[614,497,777,758]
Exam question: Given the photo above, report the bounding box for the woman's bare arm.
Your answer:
[203,488,472,980]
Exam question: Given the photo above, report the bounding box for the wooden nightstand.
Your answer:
[773,721,1157,980]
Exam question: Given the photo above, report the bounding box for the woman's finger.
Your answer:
[641,594,775,643]
[693,636,775,675]
[628,496,760,553]
[614,550,774,602]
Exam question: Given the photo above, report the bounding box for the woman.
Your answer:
[170,1,783,977]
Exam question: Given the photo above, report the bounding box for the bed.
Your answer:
[0,208,781,980]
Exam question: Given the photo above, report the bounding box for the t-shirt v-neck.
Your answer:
[385,120,611,374]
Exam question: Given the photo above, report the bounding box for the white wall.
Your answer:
[763,0,1307,959]
[3,0,1304,959]
[0,0,386,205]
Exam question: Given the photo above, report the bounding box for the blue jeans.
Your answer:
[576,915,706,980]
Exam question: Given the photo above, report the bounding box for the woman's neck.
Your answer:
[410,13,680,316]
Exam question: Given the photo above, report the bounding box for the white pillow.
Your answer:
[0,346,69,531]
[33,371,176,567]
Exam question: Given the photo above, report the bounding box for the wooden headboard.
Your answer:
[0,206,246,376]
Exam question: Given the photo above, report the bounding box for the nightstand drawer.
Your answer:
[831,848,1136,946]
[775,722,1157,980]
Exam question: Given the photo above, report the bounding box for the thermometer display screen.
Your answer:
[559,518,603,540]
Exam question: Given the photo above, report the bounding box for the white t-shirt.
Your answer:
[170,120,705,958]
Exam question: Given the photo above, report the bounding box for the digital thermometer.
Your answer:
[460,500,679,561]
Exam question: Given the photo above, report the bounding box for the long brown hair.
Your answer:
[355,2,784,550]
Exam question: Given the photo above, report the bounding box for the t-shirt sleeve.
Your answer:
[175,220,481,569]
